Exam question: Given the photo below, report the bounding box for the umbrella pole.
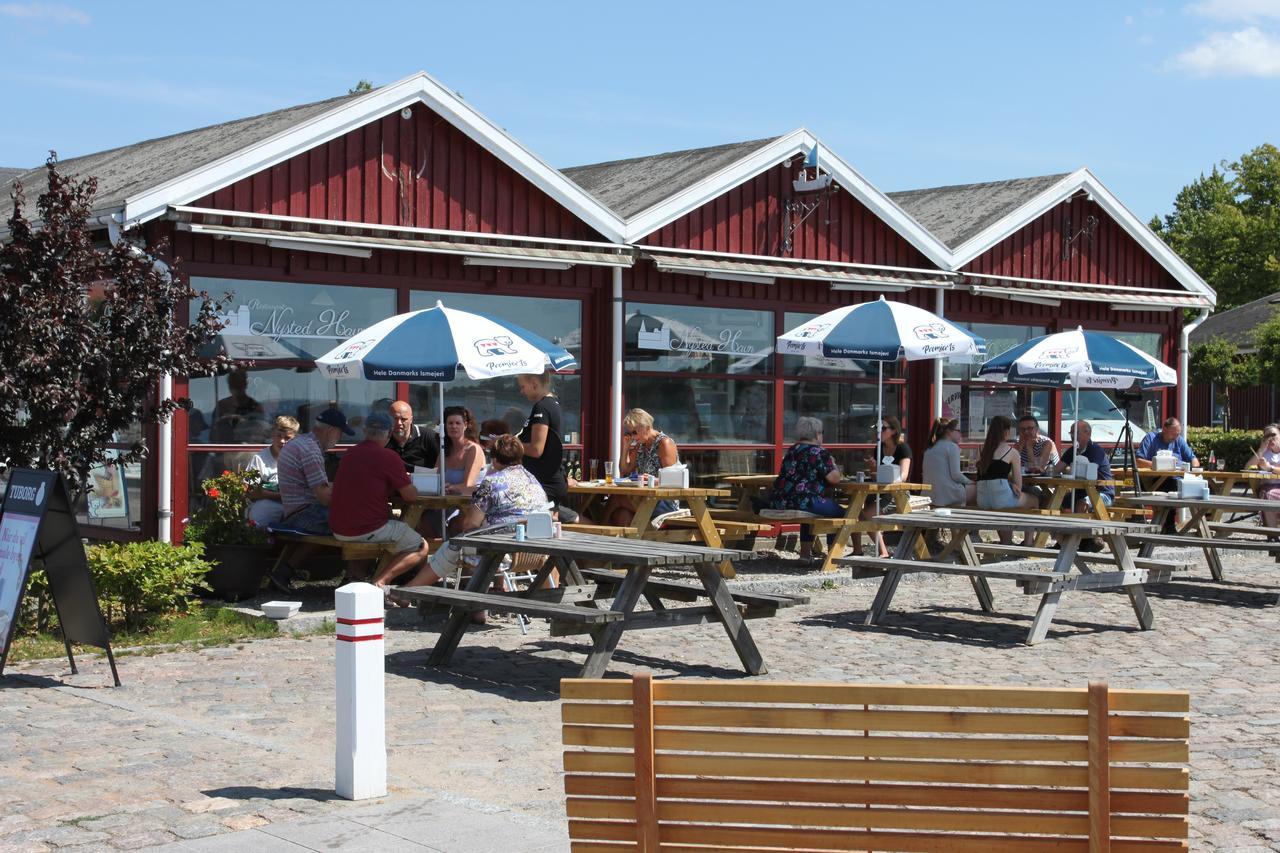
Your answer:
[1071,385,1080,513]
[875,361,884,556]
[439,382,447,542]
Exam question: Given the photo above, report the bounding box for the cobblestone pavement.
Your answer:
[2,551,1279,851]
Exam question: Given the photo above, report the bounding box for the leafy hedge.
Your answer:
[1185,427,1264,471]
[24,541,212,633]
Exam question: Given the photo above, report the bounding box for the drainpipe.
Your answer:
[611,266,624,469]
[105,213,175,543]
[1179,306,1212,424]
[933,288,945,418]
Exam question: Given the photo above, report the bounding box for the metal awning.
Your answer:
[961,271,1210,310]
[167,206,634,268]
[641,251,956,291]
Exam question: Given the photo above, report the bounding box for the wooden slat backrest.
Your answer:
[561,676,1190,853]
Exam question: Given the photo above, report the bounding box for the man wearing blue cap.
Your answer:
[270,407,352,590]
[330,412,433,587]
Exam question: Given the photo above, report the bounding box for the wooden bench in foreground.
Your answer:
[971,542,1191,575]
[561,673,1190,852]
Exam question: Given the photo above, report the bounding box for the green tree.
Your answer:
[1252,313,1280,390]
[1152,144,1280,311]
[349,80,373,94]
[1190,336,1258,431]
[0,154,229,488]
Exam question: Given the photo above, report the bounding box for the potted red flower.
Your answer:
[184,469,271,600]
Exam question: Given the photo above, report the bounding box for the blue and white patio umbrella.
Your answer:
[315,301,577,497]
[977,327,1176,497]
[777,297,987,464]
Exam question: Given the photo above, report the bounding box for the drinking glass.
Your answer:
[604,461,615,484]
[589,459,599,482]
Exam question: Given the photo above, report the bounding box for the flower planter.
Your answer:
[203,543,273,601]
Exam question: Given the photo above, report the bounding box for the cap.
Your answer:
[365,411,392,432]
[316,408,355,436]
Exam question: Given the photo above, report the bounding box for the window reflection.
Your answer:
[625,377,772,444]
[783,381,901,446]
[187,368,394,444]
[625,304,773,375]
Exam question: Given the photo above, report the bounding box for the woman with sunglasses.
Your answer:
[606,408,680,527]
[857,417,913,557]
[1250,424,1280,529]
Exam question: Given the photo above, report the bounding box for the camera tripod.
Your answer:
[1113,396,1143,496]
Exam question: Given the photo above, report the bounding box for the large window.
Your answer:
[942,322,1048,443]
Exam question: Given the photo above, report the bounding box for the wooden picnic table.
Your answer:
[845,508,1166,644]
[1115,467,1269,498]
[1115,493,1280,581]
[721,475,931,570]
[569,481,736,576]
[393,530,796,678]
[1022,474,1126,547]
[397,493,472,530]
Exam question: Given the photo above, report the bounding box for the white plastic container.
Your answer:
[261,600,302,619]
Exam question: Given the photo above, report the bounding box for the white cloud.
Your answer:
[1170,26,1280,74]
[1188,0,1280,20]
[0,3,89,25]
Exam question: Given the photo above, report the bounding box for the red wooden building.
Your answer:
[0,72,1215,541]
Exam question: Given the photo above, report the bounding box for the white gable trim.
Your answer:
[120,72,627,242]
[621,129,954,269]
[947,168,1216,305]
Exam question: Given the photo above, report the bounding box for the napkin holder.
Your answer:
[525,510,554,538]
[412,467,439,493]
[1177,475,1209,500]
[1153,450,1178,472]
[1071,457,1098,480]
[876,463,900,484]
[659,464,689,488]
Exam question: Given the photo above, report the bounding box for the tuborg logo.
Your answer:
[474,336,517,357]
[1040,345,1080,362]
[913,323,947,341]
[336,338,376,360]
[795,323,829,339]
[8,481,45,506]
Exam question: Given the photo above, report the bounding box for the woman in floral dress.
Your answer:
[769,416,844,564]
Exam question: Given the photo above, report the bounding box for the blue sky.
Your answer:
[1,0,1278,221]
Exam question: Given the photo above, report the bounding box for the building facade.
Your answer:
[0,73,1214,541]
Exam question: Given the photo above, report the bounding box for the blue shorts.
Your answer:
[279,503,330,535]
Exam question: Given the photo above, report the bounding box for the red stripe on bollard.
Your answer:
[336,617,384,625]
[336,634,384,643]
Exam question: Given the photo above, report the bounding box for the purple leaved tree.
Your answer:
[0,153,230,492]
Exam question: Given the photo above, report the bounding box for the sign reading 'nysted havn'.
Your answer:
[0,469,119,686]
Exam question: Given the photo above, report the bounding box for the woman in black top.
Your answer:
[976,414,1037,541]
[859,416,914,557]
[517,370,568,509]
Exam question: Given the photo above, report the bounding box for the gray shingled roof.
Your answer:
[562,137,781,219]
[0,92,362,222]
[888,173,1072,250]
[1190,290,1280,350]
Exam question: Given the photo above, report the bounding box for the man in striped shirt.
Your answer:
[270,408,353,591]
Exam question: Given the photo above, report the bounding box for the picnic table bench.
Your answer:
[1116,493,1280,581]
[393,530,785,678]
[844,509,1165,644]
[721,474,932,571]
[561,673,1191,852]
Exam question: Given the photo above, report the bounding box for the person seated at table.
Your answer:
[976,415,1038,542]
[1135,417,1199,484]
[442,406,486,497]
[328,413,433,588]
[269,408,353,591]
[605,408,680,528]
[1055,420,1115,511]
[923,418,974,508]
[768,416,844,565]
[387,400,441,472]
[1248,424,1280,528]
[393,436,550,610]
[859,417,913,557]
[244,415,299,528]
[1015,413,1059,507]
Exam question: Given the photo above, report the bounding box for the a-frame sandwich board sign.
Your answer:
[0,468,119,686]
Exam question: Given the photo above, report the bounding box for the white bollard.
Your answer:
[335,582,387,800]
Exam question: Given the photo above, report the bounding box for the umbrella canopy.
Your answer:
[976,327,1176,390]
[777,298,987,485]
[777,296,987,363]
[314,301,576,381]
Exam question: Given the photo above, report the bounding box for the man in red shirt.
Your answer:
[330,412,437,589]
